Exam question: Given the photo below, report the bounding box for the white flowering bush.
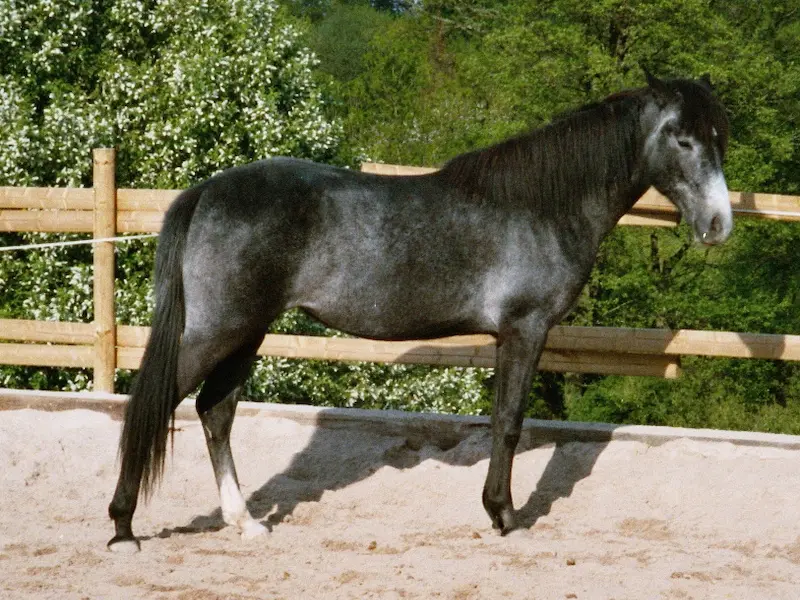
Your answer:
[0,0,340,385]
[0,0,491,415]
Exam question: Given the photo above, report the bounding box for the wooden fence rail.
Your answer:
[1,152,799,392]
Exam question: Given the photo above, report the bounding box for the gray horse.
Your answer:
[108,73,731,552]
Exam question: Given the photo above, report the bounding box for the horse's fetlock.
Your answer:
[108,500,127,521]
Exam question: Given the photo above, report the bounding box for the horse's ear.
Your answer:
[699,73,714,92]
[645,69,667,94]
[644,69,681,105]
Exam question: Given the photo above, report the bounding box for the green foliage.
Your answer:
[0,0,496,415]
[564,219,800,432]
[307,0,800,430]
[2,0,800,430]
[334,16,494,165]
[285,0,413,22]
[307,3,393,83]
[567,357,800,435]
[247,358,492,414]
[325,0,800,191]
[0,0,343,390]
[0,0,342,186]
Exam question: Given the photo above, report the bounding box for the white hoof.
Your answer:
[504,528,535,540]
[240,520,268,540]
[107,538,141,554]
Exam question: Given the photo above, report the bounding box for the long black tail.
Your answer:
[117,185,205,499]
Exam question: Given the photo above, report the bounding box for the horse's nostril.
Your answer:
[710,214,722,235]
[702,214,728,245]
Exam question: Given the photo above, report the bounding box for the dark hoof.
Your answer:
[483,490,518,535]
[499,524,517,536]
[489,508,518,535]
[107,535,141,554]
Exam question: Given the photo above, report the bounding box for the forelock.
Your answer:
[673,79,729,157]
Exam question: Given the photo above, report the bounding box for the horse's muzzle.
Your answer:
[699,213,732,246]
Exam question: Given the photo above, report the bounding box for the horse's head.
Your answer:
[640,72,732,245]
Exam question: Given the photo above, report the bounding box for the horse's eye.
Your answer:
[678,139,694,151]
[662,123,678,136]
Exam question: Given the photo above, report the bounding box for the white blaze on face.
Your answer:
[705,168,732,238]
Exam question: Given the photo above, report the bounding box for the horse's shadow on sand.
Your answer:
[151,407,611,541]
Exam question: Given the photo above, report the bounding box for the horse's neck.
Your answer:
[575,157,650,251]
[553,102,648,238]
[610,180,650,225]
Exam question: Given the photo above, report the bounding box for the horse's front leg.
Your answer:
[482,315,547,534]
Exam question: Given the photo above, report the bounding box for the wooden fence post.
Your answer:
[93,148,117,393]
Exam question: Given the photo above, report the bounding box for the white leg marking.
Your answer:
[240,519,268,540]
[219,473,267,540]
[219,472,248,525]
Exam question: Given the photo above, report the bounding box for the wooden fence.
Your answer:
[1,150,799,393]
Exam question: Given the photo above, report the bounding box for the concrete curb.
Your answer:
[2,387,800,451]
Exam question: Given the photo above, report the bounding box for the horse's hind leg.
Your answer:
[196,340,267,540]
[108,327,262,553]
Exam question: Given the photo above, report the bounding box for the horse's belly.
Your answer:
[292,280,491,341]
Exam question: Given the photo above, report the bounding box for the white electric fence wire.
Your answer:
[0,233,158,252]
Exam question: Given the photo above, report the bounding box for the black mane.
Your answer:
[437,92,644,219]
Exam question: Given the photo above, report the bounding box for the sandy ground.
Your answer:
[2,408,800,600]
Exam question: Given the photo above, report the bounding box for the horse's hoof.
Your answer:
[240,520,268,540]
[503,527,534,540]
[107,536,141,554]
[493,509,518,536]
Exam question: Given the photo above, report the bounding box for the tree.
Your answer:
[307,2,394,83]
[0,0,490,416]
[286,0,413,22]
[310,0,800,429]
[0,0,342,389]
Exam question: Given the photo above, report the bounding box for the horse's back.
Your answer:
[178,157,581,341]
[178,159,492,336]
